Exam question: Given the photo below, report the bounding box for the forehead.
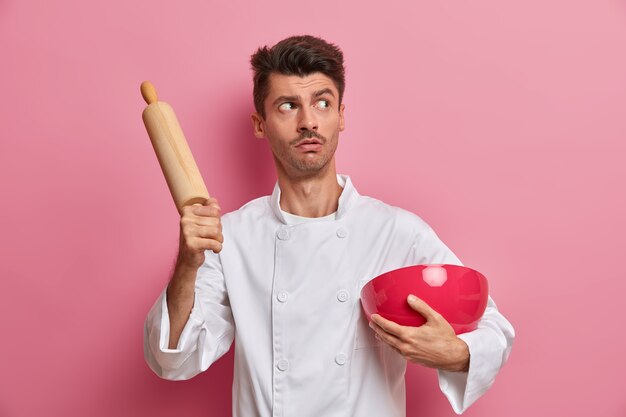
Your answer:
[266,72,338,99]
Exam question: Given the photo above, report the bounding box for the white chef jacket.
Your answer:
[144,174,515,416]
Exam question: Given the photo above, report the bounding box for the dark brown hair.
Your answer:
[250,35,345,118]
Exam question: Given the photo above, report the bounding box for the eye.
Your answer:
[279,102,296,111]
[316,99,330,109]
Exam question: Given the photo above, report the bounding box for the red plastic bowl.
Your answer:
[360,264,489,334]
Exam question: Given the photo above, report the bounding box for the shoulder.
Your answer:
[220,195,274,229]
[354,195,435,236]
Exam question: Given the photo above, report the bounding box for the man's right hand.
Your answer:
[176,197,224,270]
[166,197,223,349]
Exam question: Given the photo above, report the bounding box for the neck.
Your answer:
[276,159,343,218]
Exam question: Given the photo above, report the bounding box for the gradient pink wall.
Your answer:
[1,0,625,416]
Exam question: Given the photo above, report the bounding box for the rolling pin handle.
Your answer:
[140,81,158,105]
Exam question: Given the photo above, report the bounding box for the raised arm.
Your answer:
[144,198,235,380]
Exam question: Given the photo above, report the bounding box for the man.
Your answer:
[144,35,515,416]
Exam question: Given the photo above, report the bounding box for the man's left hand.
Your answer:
[369,294,470,372]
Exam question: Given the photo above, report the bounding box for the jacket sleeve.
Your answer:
[411,226,515,414]
[143,249,235,381]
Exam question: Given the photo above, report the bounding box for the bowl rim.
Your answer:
[359,263,487,299]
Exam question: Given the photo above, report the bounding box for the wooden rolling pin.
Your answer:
[140,81,209,214]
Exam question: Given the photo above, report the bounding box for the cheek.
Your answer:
[265,117,291,137]
[324,113,342,129]
[324,118,343,138]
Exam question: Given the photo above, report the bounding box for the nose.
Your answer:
[297,106,318,133]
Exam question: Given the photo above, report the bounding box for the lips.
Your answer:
[296,139,322,147]
[296,139,323,152]
[297,144,322,152]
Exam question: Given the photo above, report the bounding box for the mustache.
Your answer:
[289,130,327,146]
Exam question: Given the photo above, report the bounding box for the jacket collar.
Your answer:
[269,174,360,224]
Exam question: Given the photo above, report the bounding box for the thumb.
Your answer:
[407,294,440,322]
[204,196,221,211]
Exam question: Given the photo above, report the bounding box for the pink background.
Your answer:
[1,0,625,416]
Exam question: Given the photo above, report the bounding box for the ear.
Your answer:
[251,112,266,138]
[339,103,345,132]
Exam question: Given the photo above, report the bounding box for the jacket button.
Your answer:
[335,353,347,366]
[277,359,289,371]
[336,289,349,302]
[277,229,290,240]
[277,291,289,303]
[336,228,348,238]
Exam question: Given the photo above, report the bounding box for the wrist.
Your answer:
[169,259,199,291]
[175,259,200,274]
[450,337,470,372]
[167,266,197,309]
[175,251,204,271]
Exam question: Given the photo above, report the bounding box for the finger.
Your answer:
[181,215,220,232]
[194,225,224,243]
[374,332,404,356]
[181,219,223,242]
[189,236,223,253]
[204,196,221,209]
[192,204,221,218]
[193,215,222,228]
[369,321,403,349]
[371,314,405,337]
[407,295,442,323]
[385,340,403,356]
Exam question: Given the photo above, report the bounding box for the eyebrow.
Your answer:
[313,88,335,99]
[272,88,336,106]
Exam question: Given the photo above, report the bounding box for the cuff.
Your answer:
[145,289,205,373]
[437,327,502,414]
[158,290,205,352]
